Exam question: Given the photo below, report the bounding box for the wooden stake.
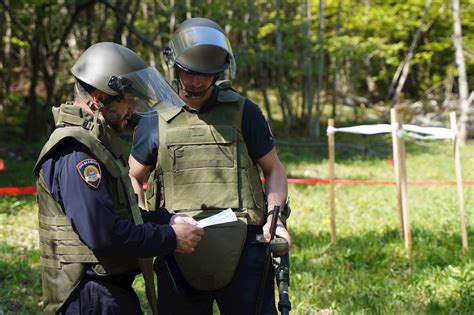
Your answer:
[328,119,337,245]
[391,108,412,251]
[450,112,468,250]
[391,109,404,240]
[398,114,412,251]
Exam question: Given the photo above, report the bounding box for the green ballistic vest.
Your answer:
[33,104,142,314]
[149,82,266,225]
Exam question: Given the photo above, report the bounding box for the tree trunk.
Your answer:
[442,72,454,108]
[365,56,376,94]
[387,0,432,105]
[275,0,293,132]
[224,7,233,80]
[303,0,314,126]
[168,0,176,81]
[169,0,176,35]
[113,0,132,44]
[2,0,12,99]
[186,0,192,19]
[260,53,274,126]
[126,0,141,45]
[26,5,45,141]
[452,0,470,144]
[253,1,273,126]
[311,0,325,137]
[141,2,153,67]
[96,4,105,42]
[151,0,168,74]
[331,0,342,119]
[85,4,93,47]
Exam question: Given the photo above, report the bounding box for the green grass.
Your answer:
[0,196,41,314]
[1,136,474,314]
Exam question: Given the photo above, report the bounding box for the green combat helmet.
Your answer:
[164,17,236,79]
[71,42,183,112]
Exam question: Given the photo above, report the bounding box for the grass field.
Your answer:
[1,134,474,314]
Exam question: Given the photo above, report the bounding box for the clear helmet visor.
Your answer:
[168,26,236,79]
[113,67,185,113]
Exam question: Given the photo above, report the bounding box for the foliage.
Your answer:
[0,0,473,140]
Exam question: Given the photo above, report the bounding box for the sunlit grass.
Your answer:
[0,196,41,314]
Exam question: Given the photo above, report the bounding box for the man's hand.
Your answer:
[170,213,198,226]
[262,214,292,256]
[171,223,204,253]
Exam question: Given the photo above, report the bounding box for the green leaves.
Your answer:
[2,36,29,47]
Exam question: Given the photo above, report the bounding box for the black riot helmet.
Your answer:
[71,42,183,112]
[164,18,236,79]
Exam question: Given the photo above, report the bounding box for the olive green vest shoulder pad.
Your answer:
[157,101,184,122]
[216,80,240,103]
[33,127,121,179]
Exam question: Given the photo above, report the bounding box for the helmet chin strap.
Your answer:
[74,82,105,110]
[74,81,108,130]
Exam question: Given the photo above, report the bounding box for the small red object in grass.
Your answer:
[0,159,5,171]
[387,159,394,166]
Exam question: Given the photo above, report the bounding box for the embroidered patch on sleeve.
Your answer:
[76,159,102,189]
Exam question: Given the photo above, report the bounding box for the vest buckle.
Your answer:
[82,120,93,130]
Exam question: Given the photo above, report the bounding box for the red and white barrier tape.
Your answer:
[2,178,474,195]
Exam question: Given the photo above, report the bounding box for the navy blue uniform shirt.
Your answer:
[41,141,176,258]
[131,86,275,166]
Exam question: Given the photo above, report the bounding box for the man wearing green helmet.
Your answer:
[129,18,292,314]
[34,42,204,314]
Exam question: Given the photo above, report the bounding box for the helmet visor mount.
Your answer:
[167,26,236,79]
[108,67,185,113]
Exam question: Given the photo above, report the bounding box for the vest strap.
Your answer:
[39,229,81,241]
[40,254,101,268]
[40,242,92,255]
[39,214,69,226]
[57,110,86,127]
[41,257,61,269]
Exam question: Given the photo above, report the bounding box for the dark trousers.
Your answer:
[59,275,143,315]
[155,228,277,315]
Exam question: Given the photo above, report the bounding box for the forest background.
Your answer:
[0,0,473,141]
[1,0,474,314]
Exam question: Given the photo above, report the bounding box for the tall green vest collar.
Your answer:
[34,103,125,174]
[54,103,125,159]
[157,82,240,123]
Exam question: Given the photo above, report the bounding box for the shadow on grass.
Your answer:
[290,226,474,313]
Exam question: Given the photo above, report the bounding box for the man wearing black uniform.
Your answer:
[34,42,203,315]
[129,18,292,314]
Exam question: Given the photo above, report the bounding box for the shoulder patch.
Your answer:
[76,159,102,189]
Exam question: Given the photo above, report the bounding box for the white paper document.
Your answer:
[197,208,238,228]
